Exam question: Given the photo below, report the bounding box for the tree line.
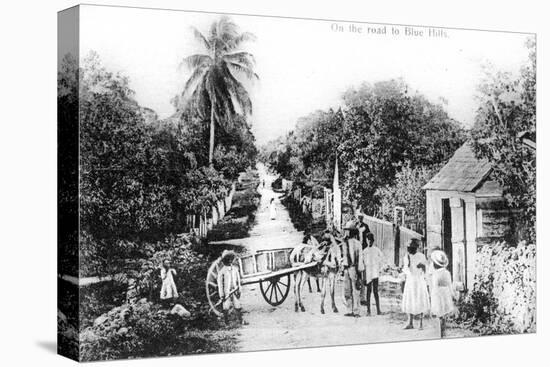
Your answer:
[261,39,535,242]
[58,17,259,276]
[260,78,466,230]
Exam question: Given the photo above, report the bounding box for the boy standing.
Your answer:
[217,250,246,325]
[362,233,384,315]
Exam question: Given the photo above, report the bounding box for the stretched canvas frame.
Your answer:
[58,4,536,362]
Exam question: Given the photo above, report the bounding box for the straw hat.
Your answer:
[431,250,449,268]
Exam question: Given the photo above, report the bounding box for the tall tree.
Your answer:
[470,38,536,242]
[180,16,258,166]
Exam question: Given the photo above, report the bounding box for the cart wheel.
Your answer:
[260,274,291,306]
[205,259,223,316]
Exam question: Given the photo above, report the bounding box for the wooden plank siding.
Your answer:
[361,214,423,267]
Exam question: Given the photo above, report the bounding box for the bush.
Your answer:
[79,233,235,361]
[375,163,441,232]
[58,310,79,360]
[121,234,220,320]
[79,280,128,330]
[80,299,178,361]
[452,241,536,334]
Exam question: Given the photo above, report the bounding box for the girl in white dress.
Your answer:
[402,239,430,329]
[160,259,178,306]
[430,250,457,337]
[269,198,277,220]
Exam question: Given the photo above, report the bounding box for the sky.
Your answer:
[79,5,533,144]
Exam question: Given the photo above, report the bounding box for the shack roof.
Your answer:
[423,142,492,192]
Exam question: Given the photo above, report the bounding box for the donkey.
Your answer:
[289,237,339,313]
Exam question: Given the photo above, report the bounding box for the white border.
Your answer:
[0,0,546,366]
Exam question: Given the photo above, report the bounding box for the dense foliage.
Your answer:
[77,172,260,361]
[59,16,260,361]
[261,79,466,214]
[79,297,236,361]
[470,38,536,242]
[58,53,80,276]
[375,163,442,232]
[78,216,251,360]
[452,241,536,335]
[57,52,258,276]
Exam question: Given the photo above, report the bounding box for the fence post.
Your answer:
[393,224,401,267]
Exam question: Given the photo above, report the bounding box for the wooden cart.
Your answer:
[205,247,317,316]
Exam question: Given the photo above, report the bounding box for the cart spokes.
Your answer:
[260,274,291,306]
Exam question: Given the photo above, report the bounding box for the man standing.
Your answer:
[362,232,385,315]
[342,221,365,317]
[357,215,371,304]
[320,230,342,314]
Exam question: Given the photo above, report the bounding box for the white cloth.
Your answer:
[430,268,456,317]
[160,268,178,300]
[217,265,242,310]
[269,201,277,219]
[363,246,384,284]
[401,253,430,314]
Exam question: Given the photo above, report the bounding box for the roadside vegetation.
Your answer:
[451,39,536,333]
[207,169,261,242]
[58,16,258,360]
[261,78,466,230]
[261,39,536,335]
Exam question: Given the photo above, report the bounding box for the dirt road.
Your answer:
[232,165,467,352]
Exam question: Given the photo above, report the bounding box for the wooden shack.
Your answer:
[423,142,515,291]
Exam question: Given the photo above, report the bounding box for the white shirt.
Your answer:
[363,246,385,283]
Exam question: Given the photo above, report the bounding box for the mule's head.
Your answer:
[305,243,328,263]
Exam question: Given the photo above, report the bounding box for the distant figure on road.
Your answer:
[269,198,277,220]
[160,259,178,307]
[402,238,430,330]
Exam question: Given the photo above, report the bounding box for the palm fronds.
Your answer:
[178,16,258,164]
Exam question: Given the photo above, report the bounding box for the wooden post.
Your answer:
[393,223,401,267]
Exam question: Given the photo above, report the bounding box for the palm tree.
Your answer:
[180,16,258,166]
